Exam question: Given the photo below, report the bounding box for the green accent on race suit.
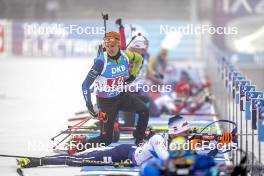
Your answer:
[124,50,143,77]
[107,50,142,77]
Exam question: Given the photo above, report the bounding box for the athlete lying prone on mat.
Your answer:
[17,115,191,168]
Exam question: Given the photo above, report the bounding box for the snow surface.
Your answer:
[0,57,93,175]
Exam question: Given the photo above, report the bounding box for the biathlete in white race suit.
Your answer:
[16,115,190,168]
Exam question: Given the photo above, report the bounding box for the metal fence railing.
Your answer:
[204,42,264,174]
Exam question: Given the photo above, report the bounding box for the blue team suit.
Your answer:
[43,144,136,166]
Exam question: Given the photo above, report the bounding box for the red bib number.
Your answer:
[107,77,124,87]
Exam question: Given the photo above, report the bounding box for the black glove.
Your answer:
[86,103,97,117]
[115,18,124,28]
[97,44,105,57]
[125,75,136,85]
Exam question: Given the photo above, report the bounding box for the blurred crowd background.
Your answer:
[0,0,263,91]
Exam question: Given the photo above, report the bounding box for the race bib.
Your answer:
[106,76,124,87]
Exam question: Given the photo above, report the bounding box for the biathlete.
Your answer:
[121,35,151,127]
[140,148,218,176]
[149,82,210,117]
[16,115,189,168]
[82,31,149,147]
[116,18,151,127]
[147,48,168,85]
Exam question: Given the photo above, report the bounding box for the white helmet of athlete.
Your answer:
[129,33,149,55]
[168,115,190,137]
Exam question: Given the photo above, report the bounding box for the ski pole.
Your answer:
[53,116,92,149]
[97,13,108,56]
[74,110,88,116]
[102,13,108,37]
[129,24,136,38]
[126,35,137,48]
[51,117,92,141]
[0,154,39,158]
[68,116,90,122]
[180,113,219,116]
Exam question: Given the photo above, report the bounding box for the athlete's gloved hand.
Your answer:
[97,44,104,56]
[115,18,124,29]
[86,103,98,117]
[125,75,136,85]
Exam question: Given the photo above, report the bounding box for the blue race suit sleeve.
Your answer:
[140,158,163,176]
[82,56,104,106]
